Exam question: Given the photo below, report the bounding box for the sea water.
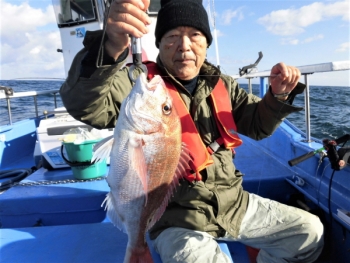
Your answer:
[0,80,349,142]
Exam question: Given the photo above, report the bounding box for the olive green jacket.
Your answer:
[60,31,304,239]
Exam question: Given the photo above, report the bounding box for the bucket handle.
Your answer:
[60,145,95,167]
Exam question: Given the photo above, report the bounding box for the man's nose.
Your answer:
[178,35,191,52]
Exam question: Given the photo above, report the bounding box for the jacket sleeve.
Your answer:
[59,30,133,129]
[225,77,304,140]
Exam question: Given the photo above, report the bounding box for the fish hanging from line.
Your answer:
[92,72,191,263]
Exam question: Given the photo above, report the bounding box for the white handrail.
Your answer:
[232,60,350,142]
[0,89,60,125]
[0,90,60,99]
[231,60,350,79]
[1,61,349,139]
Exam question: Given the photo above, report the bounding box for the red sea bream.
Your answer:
[93,73,190,263]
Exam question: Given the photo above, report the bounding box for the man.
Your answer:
[60,0,324,262]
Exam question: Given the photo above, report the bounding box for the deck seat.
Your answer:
[1,222,128,263]
[1,222,255,262]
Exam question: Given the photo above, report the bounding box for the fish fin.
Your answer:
[102,192,126,233]
[147,143,192,229]
[173,142,192,182]
[178,142,192,177]
[91,136,114,163]
[128,137,148,206]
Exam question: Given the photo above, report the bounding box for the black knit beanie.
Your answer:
[155,0,213,48]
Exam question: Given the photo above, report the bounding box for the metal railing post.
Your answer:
[248,78,252,94]
[6,98,12,125]
[304,74,312,142]
[259,77,267,97]
[54,93,58,108]
[33,96,38,117]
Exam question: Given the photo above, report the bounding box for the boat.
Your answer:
[1,1,350,262]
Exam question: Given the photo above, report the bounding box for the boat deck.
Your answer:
[1,121,350,262]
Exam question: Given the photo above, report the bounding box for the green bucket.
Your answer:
[62,139,107,180]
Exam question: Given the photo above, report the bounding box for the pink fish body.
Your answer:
[94,73,190,263]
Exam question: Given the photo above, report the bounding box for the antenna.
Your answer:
[211,0,220,68]
[206,0,220,68]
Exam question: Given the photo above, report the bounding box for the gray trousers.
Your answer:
[153,193,324,263]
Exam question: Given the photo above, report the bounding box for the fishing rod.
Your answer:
[288,134,350,169]
[129,36,148,82]
[288,147,325,167]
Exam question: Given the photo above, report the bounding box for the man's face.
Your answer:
[159,26,208,80]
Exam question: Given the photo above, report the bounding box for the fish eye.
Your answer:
[162,103,172,115]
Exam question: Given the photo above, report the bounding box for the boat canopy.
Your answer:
[52,0,160,28]
[52,0,100,27]
[148,0,161,16]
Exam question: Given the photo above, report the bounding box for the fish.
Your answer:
[92,73,191,263]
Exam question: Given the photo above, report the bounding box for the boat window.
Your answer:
[52,0,97,27]
[148,0,160,16]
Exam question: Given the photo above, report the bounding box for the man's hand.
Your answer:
[270,62,301,100]
[105,0,151,60]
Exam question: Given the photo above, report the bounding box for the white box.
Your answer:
[36,111,113,169]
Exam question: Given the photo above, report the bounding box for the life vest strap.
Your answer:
[207,137,237,157]
[207,137,224,155]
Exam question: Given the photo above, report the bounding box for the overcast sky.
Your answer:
[1,0,349,86]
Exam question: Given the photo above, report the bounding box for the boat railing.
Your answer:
[1,61,349,139]
[0,89,61,125]
[232,60,350,142]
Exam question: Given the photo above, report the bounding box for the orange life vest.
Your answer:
[143,61,242,182]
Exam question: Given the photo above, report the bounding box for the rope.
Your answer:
[0,168,34,191]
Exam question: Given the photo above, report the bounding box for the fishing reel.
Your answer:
[288,134,350,170]
[322,135,350,170]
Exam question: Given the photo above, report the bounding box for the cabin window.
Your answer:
[148,0,160,16]
[53,0,97,27]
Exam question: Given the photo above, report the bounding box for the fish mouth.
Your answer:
[138,73,164,94]
[123,73,164,134]
[146,75,163,91]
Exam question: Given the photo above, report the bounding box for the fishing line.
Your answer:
[256,169,262,195]
[12,78,66,80]
[96,0,113,68]
[317,162,330,204]
[327,167,337,259]
[326,139,348,259]
[146,74,278,78]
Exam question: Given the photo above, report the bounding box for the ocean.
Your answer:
[0,80,349,142]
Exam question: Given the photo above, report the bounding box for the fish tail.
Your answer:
[124,245,153,263]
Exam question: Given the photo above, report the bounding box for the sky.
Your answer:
[0,0,349,86]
